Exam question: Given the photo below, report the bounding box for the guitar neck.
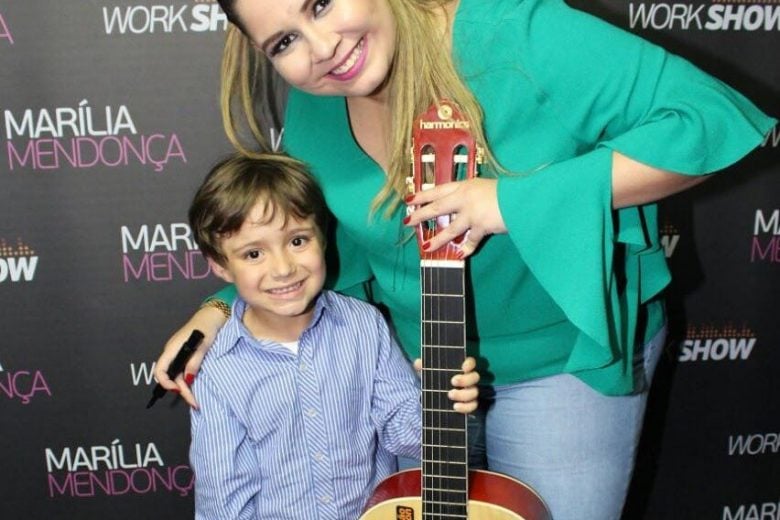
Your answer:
[420,259,468,519]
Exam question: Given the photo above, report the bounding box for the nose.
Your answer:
[306,24,339,63]
[269,250,296,279]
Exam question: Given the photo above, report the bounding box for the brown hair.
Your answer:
[190,153,330,265]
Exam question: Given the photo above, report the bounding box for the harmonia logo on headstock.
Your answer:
[416,103,471,131]
[406,101,482,261]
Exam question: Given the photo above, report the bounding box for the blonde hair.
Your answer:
[219,0,496,216]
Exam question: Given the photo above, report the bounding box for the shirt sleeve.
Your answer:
[519,0,774,173]
[368,310,422,459]
[494,0,775,392]
[190,373,261,520]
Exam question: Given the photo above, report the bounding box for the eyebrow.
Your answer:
[258,0,317,54]
[282,225,318,239]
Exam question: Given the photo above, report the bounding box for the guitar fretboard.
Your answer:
[421,260,467,519]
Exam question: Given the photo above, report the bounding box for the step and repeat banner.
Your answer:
[0,1,777,519]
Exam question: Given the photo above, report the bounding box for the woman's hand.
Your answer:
[404,178,507,257]
[154,305,228,408]
[413,356,481,414]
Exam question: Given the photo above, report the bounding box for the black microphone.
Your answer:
[146,329,204,409]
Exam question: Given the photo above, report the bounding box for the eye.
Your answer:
[290,235,309,248]
[244,249,262,260]
[313,0,332,17]
[270,33,297,57]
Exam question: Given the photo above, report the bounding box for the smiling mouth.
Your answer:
[329,38,365,78]
[266,280,304,296]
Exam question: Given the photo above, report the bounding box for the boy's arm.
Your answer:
[368,313,424,459]
[190,374,261,520]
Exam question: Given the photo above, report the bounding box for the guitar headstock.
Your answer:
[407,101,482,261]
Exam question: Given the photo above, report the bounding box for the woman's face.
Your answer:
[234,0,396,99]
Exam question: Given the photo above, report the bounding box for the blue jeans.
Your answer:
[400,326,666,520]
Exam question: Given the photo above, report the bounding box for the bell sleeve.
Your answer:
[495,0,775,393]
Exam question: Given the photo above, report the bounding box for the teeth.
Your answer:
[332,39,363,75]
[268,281,302,295]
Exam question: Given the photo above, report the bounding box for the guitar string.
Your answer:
[422,142,474,517]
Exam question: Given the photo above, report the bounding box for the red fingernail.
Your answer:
[422,242,431,251]
[184,373,195,386]
[403,216,411,225]
[170,388,181,394]
[404,195,414,203]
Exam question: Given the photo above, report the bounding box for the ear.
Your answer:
[208,257,235,284]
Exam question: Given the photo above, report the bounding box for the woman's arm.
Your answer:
[611,152,708,209]
[404,0,773,255]
[403,151,710,255]
[154,302,229,408]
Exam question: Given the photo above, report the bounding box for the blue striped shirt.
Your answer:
[190,291,421,519]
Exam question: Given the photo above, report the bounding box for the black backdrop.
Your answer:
[1,1,777,519]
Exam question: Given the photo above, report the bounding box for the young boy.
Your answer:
[187,154,479,519]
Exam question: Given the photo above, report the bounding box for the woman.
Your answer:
[156,0,775,518]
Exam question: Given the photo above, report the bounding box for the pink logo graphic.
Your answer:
[121,223,213,282]
[4,101,187,172]
[46,440,194,498]
[0,365,52,404]
[0,12,13,44]
[751,209,779,263]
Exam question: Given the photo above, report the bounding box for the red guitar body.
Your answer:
[362,468,551,519]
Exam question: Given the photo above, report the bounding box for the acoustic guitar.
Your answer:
[360,102,551,519]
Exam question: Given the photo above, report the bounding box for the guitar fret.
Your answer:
[422,389,451,395]
[422,498,468,505]
[422,441,468,448]
[423,458,468,466]
[428,491,462,505]
[422,319,464,324]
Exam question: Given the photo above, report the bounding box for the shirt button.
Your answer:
[313,452,325,461]
[306,408,317,417]
[320,495,331,504]
[299,362,307,372]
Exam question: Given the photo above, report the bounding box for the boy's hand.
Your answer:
[413,356,480,414]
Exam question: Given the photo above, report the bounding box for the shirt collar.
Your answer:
[211,290,343,358]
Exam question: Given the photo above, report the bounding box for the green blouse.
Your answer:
[213,0,775,395]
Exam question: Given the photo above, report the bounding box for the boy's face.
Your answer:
[209,199,326,340]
